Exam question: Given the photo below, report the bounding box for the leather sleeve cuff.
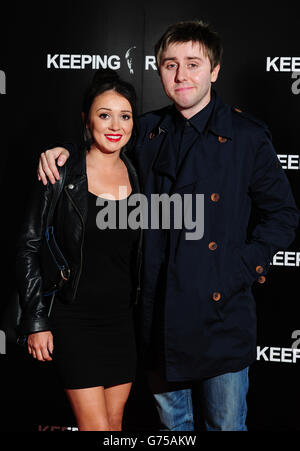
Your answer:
[18,318,51,336]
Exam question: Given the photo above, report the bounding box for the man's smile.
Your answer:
[175,86,194,92]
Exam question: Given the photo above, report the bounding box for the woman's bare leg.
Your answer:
[104,382,132,431]
[65,386,110,431]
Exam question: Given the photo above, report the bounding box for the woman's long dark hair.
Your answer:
[81,68,138,152]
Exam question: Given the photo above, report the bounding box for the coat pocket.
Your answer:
[221,241,251,301]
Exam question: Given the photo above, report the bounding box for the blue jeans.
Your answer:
[151,367,249,431]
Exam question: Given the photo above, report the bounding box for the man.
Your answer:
[37,21,299,431]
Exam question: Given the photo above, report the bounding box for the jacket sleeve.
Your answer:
[62,142,78,156]
[16,177,54,335]
[237,130,300,286]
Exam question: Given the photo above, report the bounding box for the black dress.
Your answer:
[49,189,139,389]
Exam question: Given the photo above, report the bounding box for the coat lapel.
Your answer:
[138,93,234,194]
[172,95,234,192]
[151,114,178,181]
[137,110,177,194]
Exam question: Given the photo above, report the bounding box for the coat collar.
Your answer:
[158,90,233,140]
[206,91,233,140]
[150,91,233,181]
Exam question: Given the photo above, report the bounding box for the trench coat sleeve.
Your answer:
[237,130,300,286]
[16,178,53,335]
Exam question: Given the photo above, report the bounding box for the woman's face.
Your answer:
[87,89,134,154]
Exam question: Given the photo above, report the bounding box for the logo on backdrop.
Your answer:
[38,425,78,431]
[266,58,300,94]
[0,330,5,354]
[266,57,300,72]
[47,48,157,72]
[291,71,300,95]
[270,251,300,267]
[257,330,300,364]
[291,330,300,349]
[125,46,136,74]
[0,70,6,94]
[277,154,300,170]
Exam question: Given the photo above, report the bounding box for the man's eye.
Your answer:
[188,63,198,68]
[166,63,177,69]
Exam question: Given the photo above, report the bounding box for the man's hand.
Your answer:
[38,147,70,185]
[27,331,54,362]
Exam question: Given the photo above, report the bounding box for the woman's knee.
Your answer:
[77,417,111,431]
[108,412,123,431]
[65,386,110,431]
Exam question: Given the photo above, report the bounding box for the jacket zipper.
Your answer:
[65,186,85,299]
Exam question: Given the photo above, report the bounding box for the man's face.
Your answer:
[159,41,220,119]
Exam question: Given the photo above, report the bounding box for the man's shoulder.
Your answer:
[138,105,172,129]
[230,106,271,138]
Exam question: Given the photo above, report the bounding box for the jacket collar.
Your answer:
[65,144,140,193]
[171,91,215,135]
[206,90,233,140]
[157,91,232,138]
[160,91,233,139]
[151,91,233,180]
[65,144,87,182]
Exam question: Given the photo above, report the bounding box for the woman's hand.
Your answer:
[38,147,70,185]
[27,331,54,362]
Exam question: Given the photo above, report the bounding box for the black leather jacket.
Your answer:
[16,145,143,336]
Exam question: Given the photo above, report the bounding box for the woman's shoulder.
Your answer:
[62,142,87,177]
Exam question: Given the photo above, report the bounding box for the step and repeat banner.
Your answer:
[0,0,299,431]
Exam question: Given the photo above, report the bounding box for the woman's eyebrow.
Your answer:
[96,107,132,113]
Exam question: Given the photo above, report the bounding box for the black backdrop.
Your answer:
[0,0,299,431]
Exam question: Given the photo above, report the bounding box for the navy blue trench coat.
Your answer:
[133,93,299,382]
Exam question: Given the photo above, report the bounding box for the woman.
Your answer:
[16,69,142,431]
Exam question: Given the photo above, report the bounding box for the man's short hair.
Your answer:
[155,20,223,72]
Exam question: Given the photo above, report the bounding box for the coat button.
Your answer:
[68,184,75,190]
[258,276,266,284]
[208,241,218,251]
[256,265,264,274]
[211,193,220,202]
[212,292,221,301]
[218,136,227,143]
[234,108,243,113]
